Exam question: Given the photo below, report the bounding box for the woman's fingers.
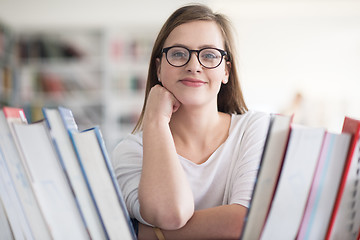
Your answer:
[144,84,181,123]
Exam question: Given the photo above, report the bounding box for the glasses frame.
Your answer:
[161,46,228,69]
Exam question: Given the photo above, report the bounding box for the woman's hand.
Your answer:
[143,84,181,125]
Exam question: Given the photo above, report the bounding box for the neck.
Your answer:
[169,104,231,164]
[169,104,225,144]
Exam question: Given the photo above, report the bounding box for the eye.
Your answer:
[168,48,188,59]
[200,49,220,60]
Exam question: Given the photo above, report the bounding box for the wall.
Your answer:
[221,1,360,131]
[1,0,359,133]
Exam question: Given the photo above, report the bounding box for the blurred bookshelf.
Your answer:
[0,22,15,107]
[0,22,156,150]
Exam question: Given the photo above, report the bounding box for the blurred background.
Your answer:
[0,0,359,150]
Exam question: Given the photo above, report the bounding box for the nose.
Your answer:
[185,52,202,72]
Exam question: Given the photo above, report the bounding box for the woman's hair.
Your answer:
[133,4,247,133]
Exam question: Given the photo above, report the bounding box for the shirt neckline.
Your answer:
[178,114,235,166]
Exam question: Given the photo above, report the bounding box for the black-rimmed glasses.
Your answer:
[161,46,228,69]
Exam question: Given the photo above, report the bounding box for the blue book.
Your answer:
[43,107,107,239]
[70,126,136,240]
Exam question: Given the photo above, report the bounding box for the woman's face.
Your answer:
[157,20,229,108]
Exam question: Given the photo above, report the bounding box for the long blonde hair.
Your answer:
[133,4,247,133]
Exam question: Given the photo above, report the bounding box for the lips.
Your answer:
[179,78,206,87]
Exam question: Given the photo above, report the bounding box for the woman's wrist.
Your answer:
[143,116,169,130]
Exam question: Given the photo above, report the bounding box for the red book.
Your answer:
[3,106,27,123]
[325,116,360,240]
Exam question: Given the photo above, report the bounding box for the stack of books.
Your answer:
[0,106,136,240]
[1,105,359,239]
[241,114,360,240]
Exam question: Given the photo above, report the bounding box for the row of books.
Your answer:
[0,21,13,66]
[0,106,136,239]
[241,114,360,240]
[1,103,359,239]
[0,66,14,105]
[16,36,84,62]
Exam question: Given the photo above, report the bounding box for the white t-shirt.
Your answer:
[111,110,270,225]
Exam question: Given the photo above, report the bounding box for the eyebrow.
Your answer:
[166,43,221,49]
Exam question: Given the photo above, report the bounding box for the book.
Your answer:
[297,131,352,240]
[0,197,14,240]
[325,116,360,240]
[260,124,325,240]
[0,108,52,239]
[70,127,136,240]
[0,144,32,240]
[43,107,107,239]
[12,120,90,239]
[241,114,292,240]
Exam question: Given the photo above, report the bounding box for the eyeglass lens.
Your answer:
[166,47,224,68]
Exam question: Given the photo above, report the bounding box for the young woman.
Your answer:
[112,4,270,239]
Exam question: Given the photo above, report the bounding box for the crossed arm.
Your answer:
[138,204,247,240]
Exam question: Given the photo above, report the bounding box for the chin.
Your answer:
[179,98,211,109]
[173,90,216,107]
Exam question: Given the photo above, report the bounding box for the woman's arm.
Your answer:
[138,204,247,240]
[139,85,194,230]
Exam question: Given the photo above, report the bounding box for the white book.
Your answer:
[297,132,351,240]
[70,127,136,240]
[0,197,14,240]
[0,109,52,239]
[241,114,292,240]
[0,108,37,240]
[0,146,28,240]
[43,107,107,240]
[12,120,89,240]
[260,125,325,240]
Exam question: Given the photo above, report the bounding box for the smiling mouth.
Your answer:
[180,79,206,87]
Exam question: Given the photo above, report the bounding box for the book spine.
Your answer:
[69,129,110,240]
[326,119,360,240]
[0,147,32,240]
[58,106,78,131]
[43,108,92,238]
[94,127,136,239]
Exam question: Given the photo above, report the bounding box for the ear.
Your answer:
[223,61,231,84]
[156,58,161,82]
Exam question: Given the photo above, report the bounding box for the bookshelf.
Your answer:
[0,22,16,106]
[0,22,156,150]
[14,29,105,131]
[101,28,155,149]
